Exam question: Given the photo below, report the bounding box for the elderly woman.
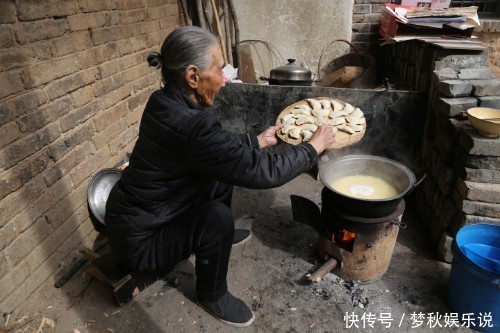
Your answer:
[105,26,335,327]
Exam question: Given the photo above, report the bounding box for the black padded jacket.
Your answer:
[104,86,318,264]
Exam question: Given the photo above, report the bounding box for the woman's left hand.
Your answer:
[257,125,282,149]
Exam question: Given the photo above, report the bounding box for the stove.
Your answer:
[291,189,406,283]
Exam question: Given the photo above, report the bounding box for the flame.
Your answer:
[331,229,356,251]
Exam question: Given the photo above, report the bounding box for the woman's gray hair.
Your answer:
[147,26,219,85]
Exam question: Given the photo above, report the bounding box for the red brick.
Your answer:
[100,83,131,109]
[0,173,47,226]
[93,42,120,63]
[45,68,98,101]
[0,151,49,201]
[0,70,24,99]
[69,86,94,107]
[44,141,92,187]
[117,0,147,10]
[0,259,30,304]
[0,222,18,254]
[17,96,72,133]
[0,1,16,24]
[78,0,118,12]
[91,120,126,149]
[119,9,146,24]
[75,49,98,70]
[90,26,124,45]
[48,31,93,58]
[15,18,68,45]
[0,254,7,279]
[0,122,21,150]
[17,1,78,21]
[0,124,60,171]
[47,122,95,161]
[69,146,110,187]
[22,55,79,89]
[67,13,104,31]
[60,99,100,133]
[0,47,32,72]
[0,89,48,125]
[4,217,52,267]
[0,26,15,48]
[45,182,88,228]
[13,176,73,233]
[94,102,128,132]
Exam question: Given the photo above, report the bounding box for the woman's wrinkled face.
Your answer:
[194,44,225,107]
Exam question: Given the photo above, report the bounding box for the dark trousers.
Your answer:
[151,184,234,301]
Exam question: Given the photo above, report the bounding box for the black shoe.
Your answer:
[232,229,251,246]
[196,291,255,327]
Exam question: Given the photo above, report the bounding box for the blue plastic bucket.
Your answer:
[448,224,500,333]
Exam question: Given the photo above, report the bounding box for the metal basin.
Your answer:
[87,168,122,225]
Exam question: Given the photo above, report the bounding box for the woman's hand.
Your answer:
[308,125,336,154]
[257,125,282,149]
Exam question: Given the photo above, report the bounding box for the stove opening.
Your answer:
[331,229,356,252]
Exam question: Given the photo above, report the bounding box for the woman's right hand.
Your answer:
[308,125,336,154]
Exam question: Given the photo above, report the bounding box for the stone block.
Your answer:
[14,19,69,45]
[0,1,16,24]
[353,4,371,14]
[471,79,500,97]
[47,122,95,161]
[434,67,458,80]
[477,96,500,109]
[0,89,48,126]
[438,80,472,97]
[59,100,100,133]
[462,214,500,227]
[462,200,500,219]
[0,123,21,151]
[465,155,500,170]
[458,68,495,80]
[17,97,72,133]
[436,97,477,117]
[464,167,500,183]
[452,120,500,156]
[437,231,453,263]
[456,179,500,204]
[0,71,24,99]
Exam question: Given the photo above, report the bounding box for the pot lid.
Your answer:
[270,59,312,81]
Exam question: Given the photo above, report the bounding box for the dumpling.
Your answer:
[283,117,297,126]
[302,130,313,141]
[281,113,295,123]
[312,108,330,118]
[329,110,348,118]
[331,100,344,112]
[282,124,299,134]
[306,98,322,110]
[337,124,355,134]
[289,127,302,139]
[315,116,327,125]
[328,117,346,126]
[301,123,318,132]
[291,108,312,116]
[295,115,315,125]
[352,108,364,118]
[319,100,331,109]
[343,103,355,114]
[348,123,363,132]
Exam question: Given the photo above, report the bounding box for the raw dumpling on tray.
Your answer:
[276,97,366,149]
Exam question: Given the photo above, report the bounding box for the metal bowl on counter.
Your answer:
[87,168,122,226]
[319,155,424,218]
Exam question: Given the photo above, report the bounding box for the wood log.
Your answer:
[306,257,339,283]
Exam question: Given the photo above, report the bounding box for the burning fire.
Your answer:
[332,229,356,251]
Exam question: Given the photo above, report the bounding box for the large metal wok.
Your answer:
[319,155,425,218]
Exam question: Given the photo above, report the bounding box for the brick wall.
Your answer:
[352,0,386,52]
[0,0,181,313]
[381,40,500,261]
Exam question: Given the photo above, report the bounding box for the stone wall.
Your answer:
[0,0,181,313]
[352,0,386,52]
[381,41,500,261]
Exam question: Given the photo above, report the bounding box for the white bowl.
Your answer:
[467,107,500,138]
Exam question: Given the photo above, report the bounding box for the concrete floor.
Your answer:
[14,173,477,333]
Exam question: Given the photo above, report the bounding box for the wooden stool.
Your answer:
[82,248,162,306]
